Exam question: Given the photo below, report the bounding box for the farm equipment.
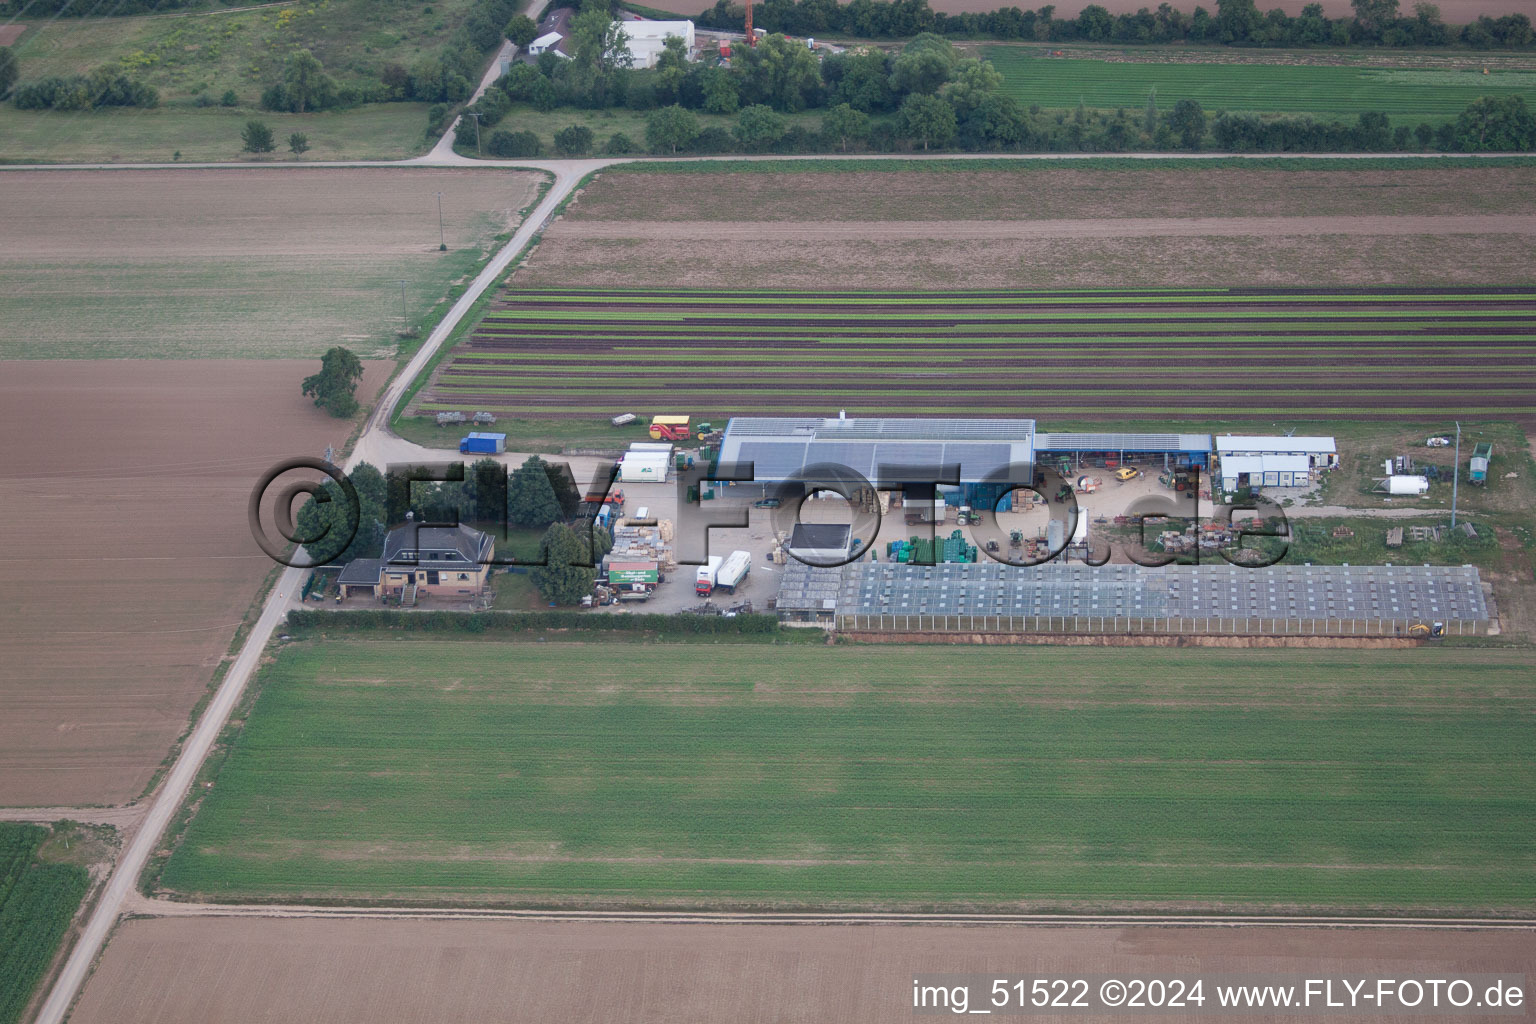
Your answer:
[649,415,692,441]
[1407,621,1445,640]
[1076,475,1102,494]
[435,411,466,427]
[611,413,638,427]
[1470,442,1493,485]
[1053,484,1073,503]
[471,411,497,426]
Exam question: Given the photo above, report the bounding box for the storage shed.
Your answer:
[1215,436,1338,494]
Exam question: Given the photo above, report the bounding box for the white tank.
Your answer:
[1386,475,1429,496]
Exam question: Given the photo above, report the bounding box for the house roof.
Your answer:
[383,523,492,567]
[1216,435,1337,454]
[337,558,384,585]
[530,31,563,48]
[790,523,851,551]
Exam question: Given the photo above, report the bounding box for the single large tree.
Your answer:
[241,119,275,153]
[282,49,338,113]
[508,456,563,528]
[531,522,596,605]
[301,345,364,417]
[820,102,871,151]
[896,92,957,150]
[294,462,387,565]
[645,104,700,154]
[941,57,1002,117]
[1168,98,1206,149]
[1454,95,1536,151]
[504,13,538,48]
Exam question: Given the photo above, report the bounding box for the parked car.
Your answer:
[753,497,781,508]
[1113,466,1141,481]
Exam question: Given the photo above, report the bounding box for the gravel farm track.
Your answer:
[416,287,1536,424]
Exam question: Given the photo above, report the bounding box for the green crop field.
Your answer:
[160,639,1536,912]
[411,287,1536,424]
[982,48,1536,122]
[0,824,89,1024]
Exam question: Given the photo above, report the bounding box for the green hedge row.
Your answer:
[286,609,783,636]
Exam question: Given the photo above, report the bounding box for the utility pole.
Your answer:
[467,112,483,159]
[1450,421,1461,528]
[434,190,447,251]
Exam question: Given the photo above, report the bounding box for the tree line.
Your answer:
[459,29,1536,156]
[697,0,1535,48]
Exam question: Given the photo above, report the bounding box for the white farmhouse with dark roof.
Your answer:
[338,523,495,602]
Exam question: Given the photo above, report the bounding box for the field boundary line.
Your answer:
[118,895,1536,930]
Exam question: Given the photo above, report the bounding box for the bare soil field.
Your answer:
[0,168,542,358]
[519,166,1536,290]
[71,916,1536,1024]
[521,231,1536,289]
[638,0,1527,18]
[0,359,389,807]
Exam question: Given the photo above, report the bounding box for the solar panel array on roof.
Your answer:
[822,562,1489,624]
[721,417,1034,485]
[816,418,1035,441]
[1034,432,1214,453]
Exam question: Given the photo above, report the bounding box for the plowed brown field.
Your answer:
[0,360,389,806]
[519,165,1536,291]
[71,916,1536,1024]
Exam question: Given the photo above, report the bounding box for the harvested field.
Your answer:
[0,168,542,359]
[0,360,389,807]
[69,916,1536,1024]
[160,640,1536,911]
[415,288,1536,424]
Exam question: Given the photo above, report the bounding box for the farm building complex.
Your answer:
[778,561,1494,637]
[718,416,1326,500]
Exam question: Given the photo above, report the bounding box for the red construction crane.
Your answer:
[744,0,755,44]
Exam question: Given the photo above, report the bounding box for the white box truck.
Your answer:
[694,555,723,596]
[715,550,751,593]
